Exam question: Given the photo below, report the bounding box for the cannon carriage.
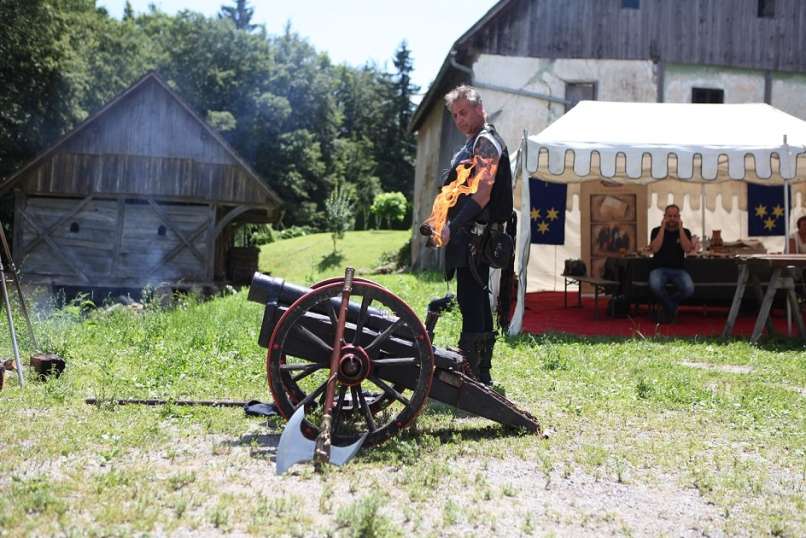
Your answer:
[248,269,541,472]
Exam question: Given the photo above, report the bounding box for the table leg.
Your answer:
[751,267,781,343]
[577,280,583,308]
[564,278,568,308]
[784,270,806,338]
[722,263,748,339]
[749,274,777,336]
[593,286,600,320]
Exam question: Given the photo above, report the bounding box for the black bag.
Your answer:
[607,295,629,318]
[477,226,514,269]
[563,259,587,277]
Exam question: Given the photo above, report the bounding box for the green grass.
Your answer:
[259,229,410,284]
[0,230,804,536]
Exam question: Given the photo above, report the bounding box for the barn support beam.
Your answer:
[18,194,95,259]
[146,198,206,264]
[18,208,91,283]
[147,221,209,277]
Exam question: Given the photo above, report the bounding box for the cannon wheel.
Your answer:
[266,279,435,447]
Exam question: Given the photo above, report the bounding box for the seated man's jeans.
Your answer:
[649,268,695,315]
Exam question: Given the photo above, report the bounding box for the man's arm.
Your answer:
[469,136,500,208]
[679,228,694,253]
[649,226,664,253]
[442,135,501,244]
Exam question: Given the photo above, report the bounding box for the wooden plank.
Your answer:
[18,208,90,283]
[17,195,94,259]
[146,198,205,264]
[207,204,216,281]
[146,221,208,277]
[111,197,125,275]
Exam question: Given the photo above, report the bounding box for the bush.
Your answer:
[277,225,315,240]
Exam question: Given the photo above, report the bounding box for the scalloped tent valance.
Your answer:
[526,101,806,184]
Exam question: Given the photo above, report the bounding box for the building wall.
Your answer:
[412,53,806,284]
[663,64,765,103]
[411,103,446,270]
[771,71,806,119]
[15,195,211,288]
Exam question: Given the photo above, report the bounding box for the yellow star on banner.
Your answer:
[530,207,541,220]
[546,207,559,221]
[754,204,767,218]
[763,217,777,231]
[537,221,550,234]
[772,205,785,218]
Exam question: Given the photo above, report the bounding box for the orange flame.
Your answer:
[424,155,492,247]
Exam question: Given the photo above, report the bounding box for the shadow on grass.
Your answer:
[227,430,282,462]
[317,251,344,272]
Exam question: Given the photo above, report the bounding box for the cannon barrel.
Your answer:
[249,273,388,322]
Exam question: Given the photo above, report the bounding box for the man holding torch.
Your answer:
[421,85,513,386]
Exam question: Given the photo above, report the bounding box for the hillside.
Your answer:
[258,230,411,283]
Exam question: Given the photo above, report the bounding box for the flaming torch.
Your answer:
[420,155,493,247]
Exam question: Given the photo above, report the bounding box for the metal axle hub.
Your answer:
[337,344,371,385]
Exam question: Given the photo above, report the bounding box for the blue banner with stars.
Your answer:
[747,183,791,236]
[529,178,567,244]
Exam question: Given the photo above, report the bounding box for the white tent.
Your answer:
[508,101,806,335]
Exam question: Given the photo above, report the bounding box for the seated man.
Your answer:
[647,204,695,323]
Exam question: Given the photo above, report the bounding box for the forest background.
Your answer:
[0,0,420,231]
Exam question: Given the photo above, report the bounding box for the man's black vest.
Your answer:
[443,124,512,224]
[443,123,513,275]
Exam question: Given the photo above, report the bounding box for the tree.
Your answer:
[219,0,256,31]
[370,192,407,229]
[324,183,355,252]
[329,137,380,229]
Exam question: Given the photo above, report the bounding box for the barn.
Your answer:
[0,71,282,291]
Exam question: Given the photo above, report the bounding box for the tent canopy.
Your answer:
[526,101,806,184]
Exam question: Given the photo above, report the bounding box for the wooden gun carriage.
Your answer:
[248,269,541,470]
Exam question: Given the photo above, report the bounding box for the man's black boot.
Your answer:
[457,332,485,379]
[478,332,496,386]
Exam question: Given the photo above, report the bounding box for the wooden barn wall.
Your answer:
[17,196,210,286]
[15,152,273,205]
[63,78,233,163]
[470,0,806,73]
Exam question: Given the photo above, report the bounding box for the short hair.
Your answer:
[664,204,680,213]
[444,85,483,108]
[797,215,806,228]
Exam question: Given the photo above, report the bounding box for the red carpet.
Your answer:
[522,292,796,338]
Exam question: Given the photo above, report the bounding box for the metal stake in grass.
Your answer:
[0,235,24,387]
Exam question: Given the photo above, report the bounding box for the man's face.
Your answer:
[450,98,485,137]
[798,219,806,234]
[664,208,681,230]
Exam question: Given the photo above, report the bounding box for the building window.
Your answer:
[69,222,79,233]
[157,225,167,236]
[691,88,724,103]
[565,82,597,112]
[622,0,640,9]
[758,0,774,18]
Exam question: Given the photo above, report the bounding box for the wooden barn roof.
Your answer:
[0,71,282,207]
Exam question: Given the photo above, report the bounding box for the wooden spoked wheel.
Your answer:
[266,280,435,447]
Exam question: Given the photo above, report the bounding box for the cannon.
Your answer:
[248,268,541,473]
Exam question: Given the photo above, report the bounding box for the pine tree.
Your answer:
[123,1,134,20]
[219,0,256,31]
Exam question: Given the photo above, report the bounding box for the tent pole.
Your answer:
[700,183,706,241]
[784,177,792,335]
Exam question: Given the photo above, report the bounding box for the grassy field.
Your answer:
[0,230,804,537]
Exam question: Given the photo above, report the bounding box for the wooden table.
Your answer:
[562,275,618,319]
[722,255,806,342]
